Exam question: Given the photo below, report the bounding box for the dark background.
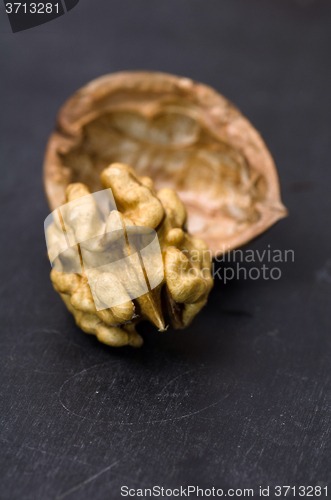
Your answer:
[1,0,331,498]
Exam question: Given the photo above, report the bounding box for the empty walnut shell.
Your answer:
[44,71,287,255]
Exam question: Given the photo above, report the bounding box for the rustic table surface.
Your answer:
[1,1,331,498]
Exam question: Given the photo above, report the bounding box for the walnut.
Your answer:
[44,72,287,347]
[44,71,287,256]
[47,163,213,347]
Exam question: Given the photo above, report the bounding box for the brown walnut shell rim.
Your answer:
[43,71,287,256]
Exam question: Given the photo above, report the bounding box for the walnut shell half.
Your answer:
[44,71,287,255]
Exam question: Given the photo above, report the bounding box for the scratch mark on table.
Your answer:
[55,459,121,500]
[156,369,198,396]
[58,361,117,418]
[244,442,255,457]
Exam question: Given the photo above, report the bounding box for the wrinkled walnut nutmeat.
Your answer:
[48,163,213,347]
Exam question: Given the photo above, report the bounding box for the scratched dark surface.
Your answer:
[1,1,331,499]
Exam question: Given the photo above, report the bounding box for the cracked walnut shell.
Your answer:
[44,71,287,256]
[48,164,213,347]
